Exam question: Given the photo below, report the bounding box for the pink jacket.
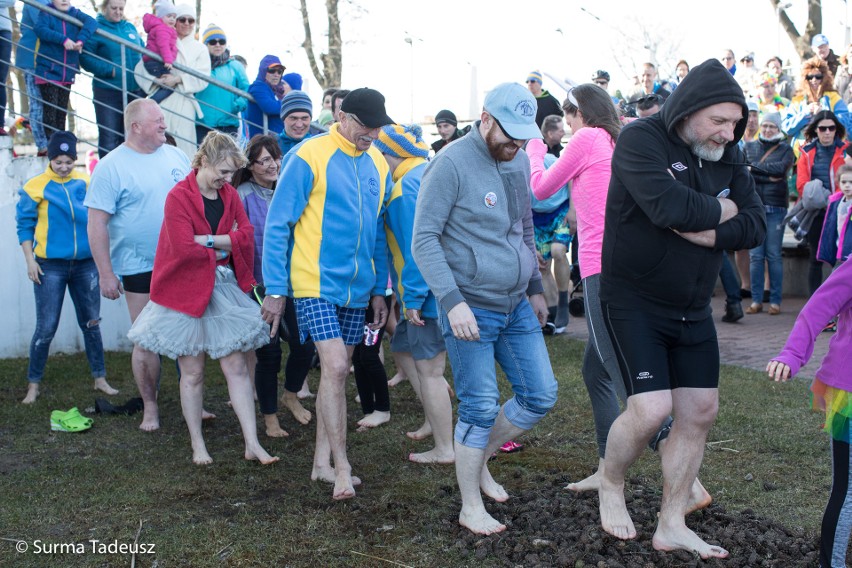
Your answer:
[142,13,177,65]
[527,127,615,278]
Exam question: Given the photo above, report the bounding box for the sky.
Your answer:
[20,0,852,133]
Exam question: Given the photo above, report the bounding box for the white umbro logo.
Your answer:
[671,162,687,171]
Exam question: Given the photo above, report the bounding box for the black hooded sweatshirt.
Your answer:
[600,58,766,321]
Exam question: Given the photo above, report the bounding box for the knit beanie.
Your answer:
[174,3,195,18]
[47,131,77,160]
[374,124,429,159]
[279,90,313,120]
[760,111,784,133]
[202,24,226,44]
[527,70,543,84]
[154,0,176,17]
[435,109,457,127]
[282,72,303,91]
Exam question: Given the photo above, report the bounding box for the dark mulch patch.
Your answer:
[451,474,819,567]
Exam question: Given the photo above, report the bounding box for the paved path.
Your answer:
[560,294,831,381]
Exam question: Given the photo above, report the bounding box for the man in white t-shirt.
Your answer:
[85,99,190,431]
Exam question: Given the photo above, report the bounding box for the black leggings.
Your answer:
[821,434,852,567]
[352,297,391,415]
[39,82,70,138]
[254,297,315,415]
[808,210,826,296]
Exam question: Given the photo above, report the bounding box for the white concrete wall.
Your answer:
[0,137,132,358]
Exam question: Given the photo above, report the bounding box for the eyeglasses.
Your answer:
[207,39,226,46]
[267,68,284,75]
[347,113,368,128]
[817,125,837,132]
[721,56,734,61]
[253,156,277,168]
[176,17,195,24]
[525,80,538,84]
[806,74,824,81]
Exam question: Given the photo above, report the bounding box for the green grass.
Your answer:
[0,338,828,567]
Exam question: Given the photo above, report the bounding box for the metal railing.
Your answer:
[9,0,268,155]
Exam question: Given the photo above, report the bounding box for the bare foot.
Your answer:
[192,444,212,465]
[406,420,432,441]
[263,414,289,438]
[201,409,216,420]
[296,387,315,400]
[387,372,407,387]
[566,460,604,492]
[357,411,390,429]
[311,465,362,486]
[459,505,506,535]
[139,403,159,431]
[408,448,454,464]
[245,446,280,465]
[480,464,509,502]
[598,478,636,540]
[282,392,312,425]
[93,378,119,395]
[653,523,728,559]
[686,478,713,514]
[332,471,357,501]
[22,383,39,404]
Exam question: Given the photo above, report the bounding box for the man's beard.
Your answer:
[680,121,726,162]
[484,123,520,162]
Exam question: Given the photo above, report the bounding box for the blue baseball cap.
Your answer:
[483,83,541,140]
[812,33,829,48]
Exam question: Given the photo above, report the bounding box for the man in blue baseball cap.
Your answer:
[412,82,558,535]
[812,33,840,77]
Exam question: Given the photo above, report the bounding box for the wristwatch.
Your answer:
[205,235,214,248]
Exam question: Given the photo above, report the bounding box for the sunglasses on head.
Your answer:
[177,17,195,24]
[806,73,824,81]
[817,124,837,132]
[207,39,226,46]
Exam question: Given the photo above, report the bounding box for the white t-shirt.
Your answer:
[84,143,190,275]
[838,197,851,250]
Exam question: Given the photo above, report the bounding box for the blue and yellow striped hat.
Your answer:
[374,124,429,158]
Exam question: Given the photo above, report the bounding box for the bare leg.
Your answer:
[599,390,673,540]
[398,352,454,464]
[177,354,212,465]
[387,351,408,387]
[400,356,431,439]
[22,383,39,404]
[93,377,119,395]
[126,292,161,431]
[478,408,524,502]
[282,390,312,424]
[652,388,728,558]
[657,437,712,514]
[219,351,278,465]
[456,443,506,535]
[297,377,315,399]
[310,339,357,499]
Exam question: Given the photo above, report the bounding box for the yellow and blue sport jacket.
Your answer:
[263,124,392,307]
[384,158,437,319]
[16,165,92,260]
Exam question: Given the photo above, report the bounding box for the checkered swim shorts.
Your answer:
[294,297,366,345]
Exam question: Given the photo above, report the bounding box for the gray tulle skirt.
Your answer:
[128,266,269,359]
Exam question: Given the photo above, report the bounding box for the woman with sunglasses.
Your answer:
[782,57,849,155]
[245,55,287,139]
[134,4,210,157]
[796,110,850,295]
[194,24,249,143]
[232,134,318,434]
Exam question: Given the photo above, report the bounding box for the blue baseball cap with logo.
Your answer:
[483,82,542,140]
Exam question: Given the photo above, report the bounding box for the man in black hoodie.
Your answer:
[597,59,766,558]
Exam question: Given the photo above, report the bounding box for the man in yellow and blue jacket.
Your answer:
[261,88,393,501]
[374,123,454,465]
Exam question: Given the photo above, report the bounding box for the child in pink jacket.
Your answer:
[142,0,177,103]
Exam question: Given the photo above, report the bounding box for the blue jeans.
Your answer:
[0,30,10,125]
[93,86,143,158]
[719,253,741,305]
[440,299,558,449]
[24,70,49,150]
[28,258,105,383]
[750,206,786,305]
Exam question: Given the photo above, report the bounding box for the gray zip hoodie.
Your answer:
[412,121,543,314]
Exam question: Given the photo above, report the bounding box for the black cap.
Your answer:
[435,109,458,126]
[340,88,394,128]
[47,131,77,160]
